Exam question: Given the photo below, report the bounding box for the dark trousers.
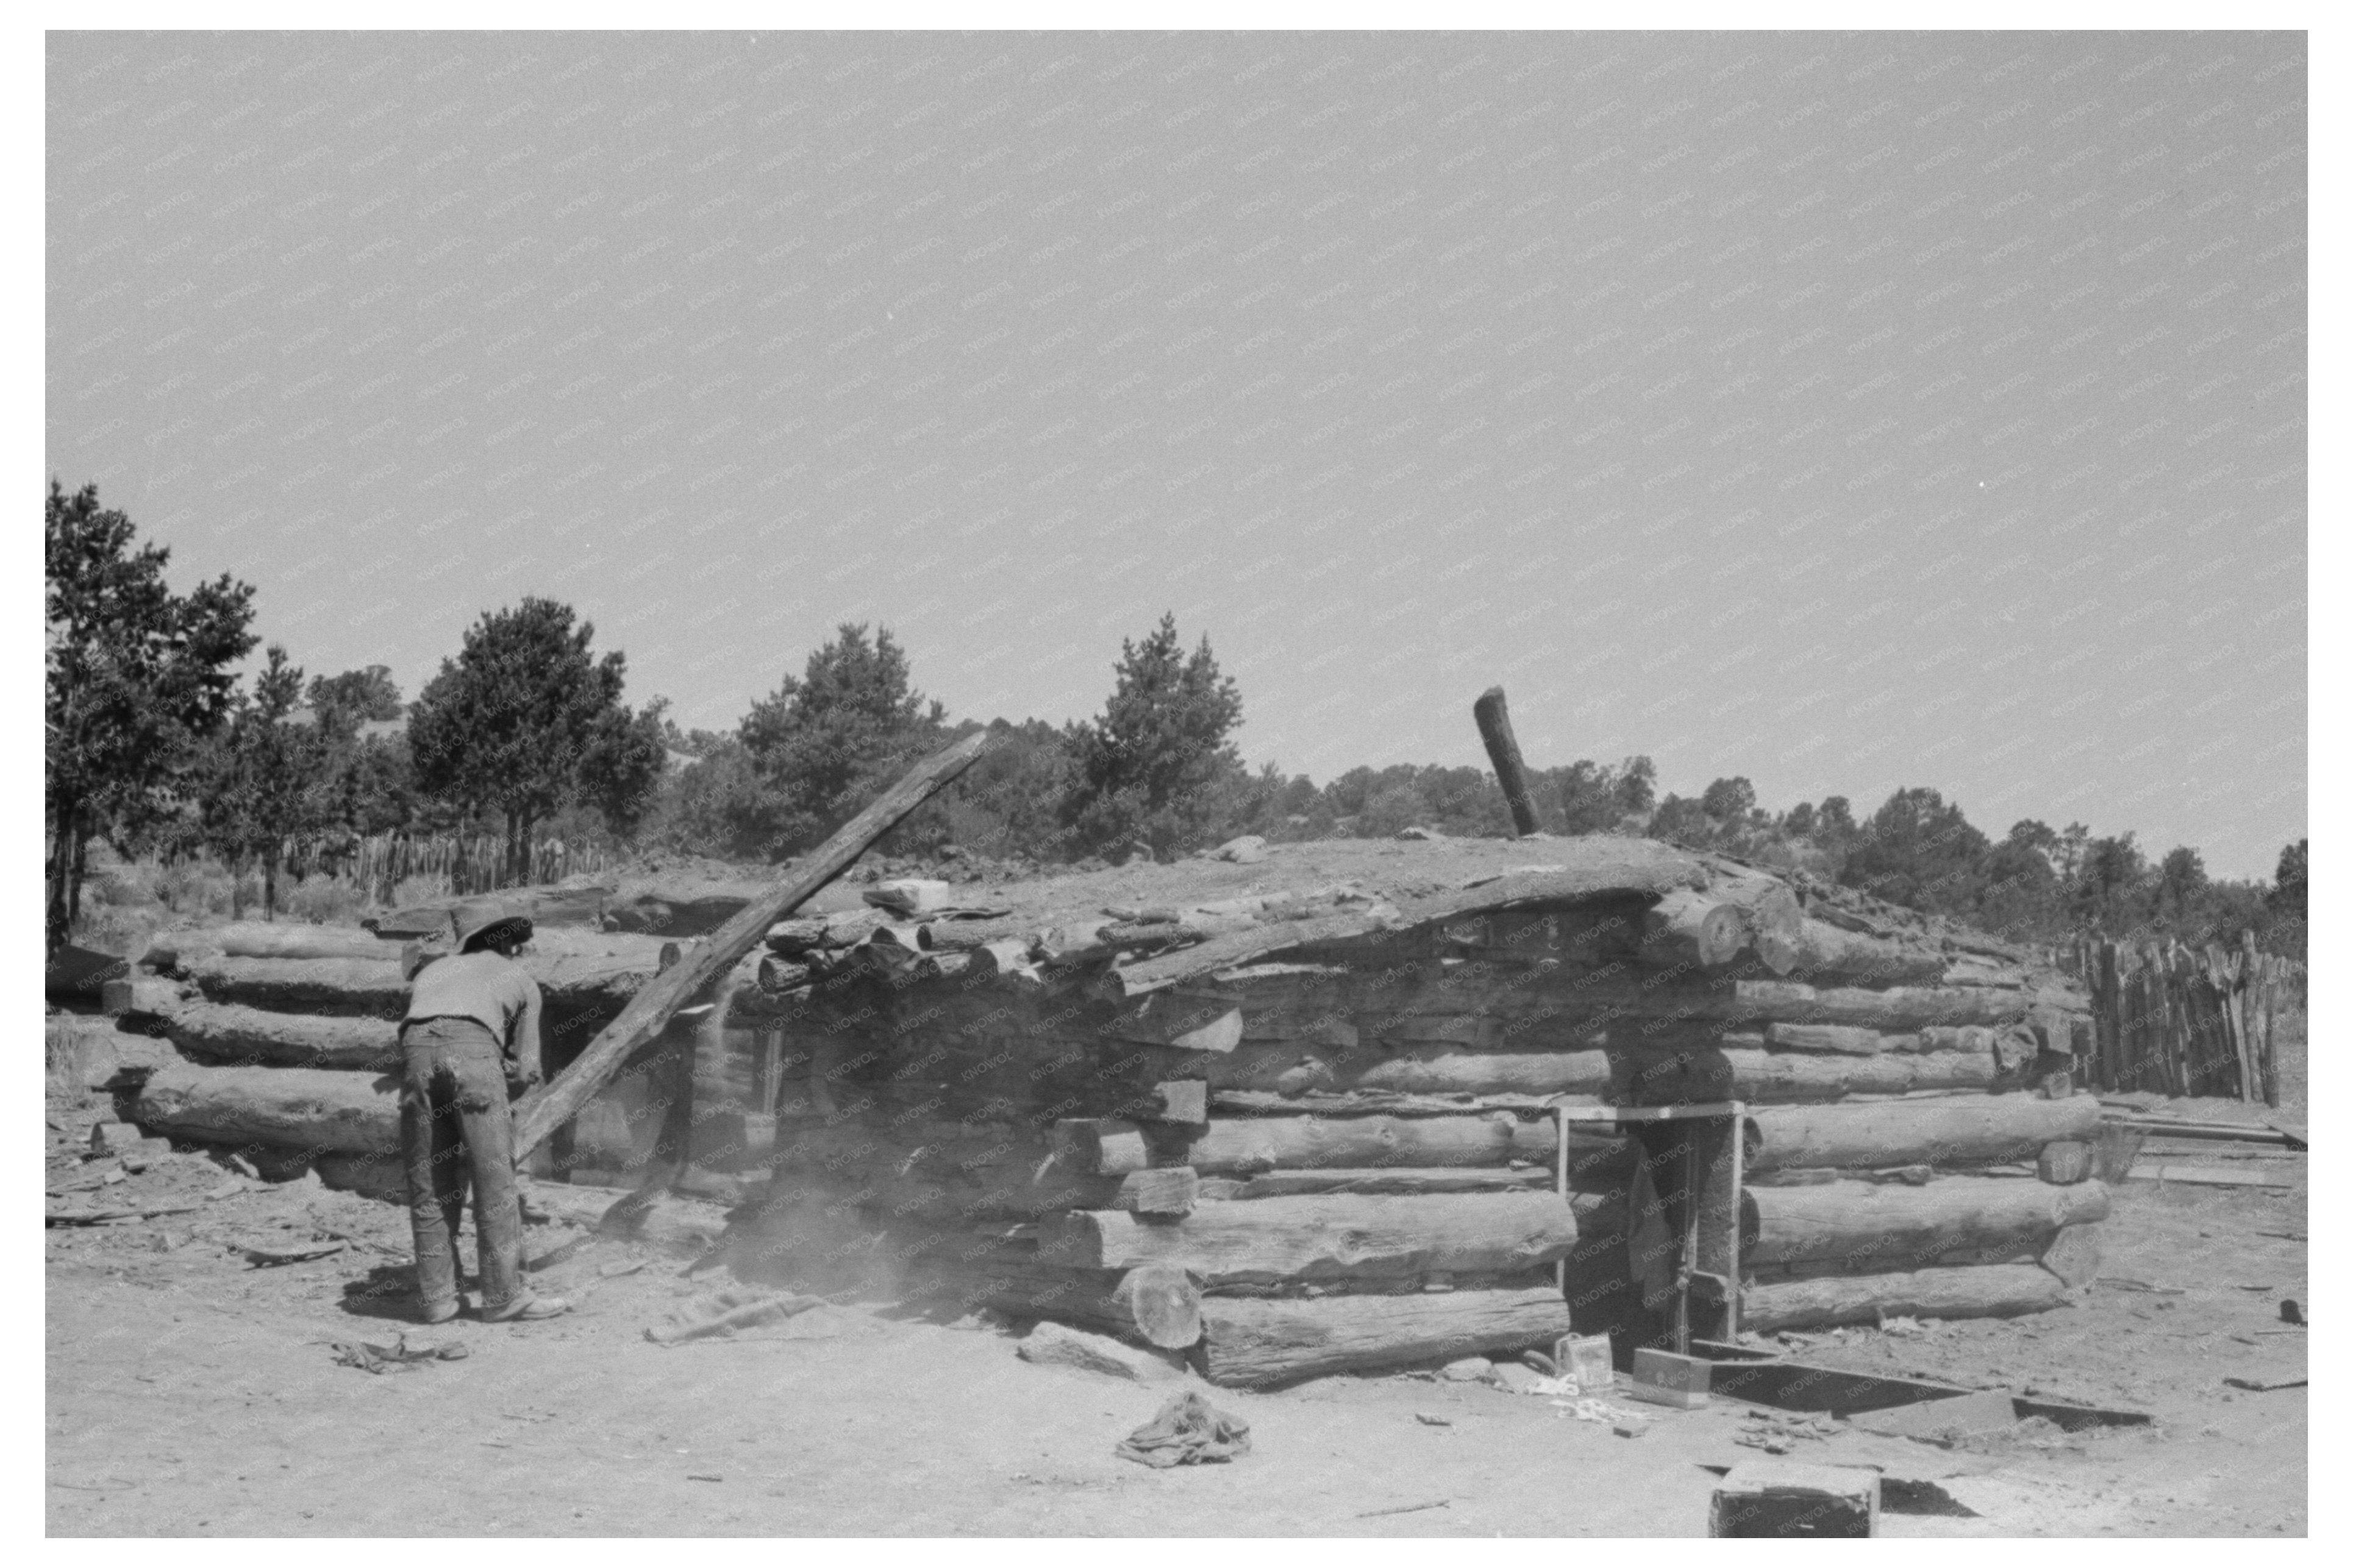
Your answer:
[399,1017,524,1314]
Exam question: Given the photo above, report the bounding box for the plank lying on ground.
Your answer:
[1199,1285,1571,1389]
[1741,1263,2069,1332]
[2107,1119,2303,1147]
[1747,1096,2100,1173]
[1038,1190,1585,1286]
[512,731,989,1160]
[1747,1177,2110,1269]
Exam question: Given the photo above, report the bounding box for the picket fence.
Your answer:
[2067,931,2295,1106]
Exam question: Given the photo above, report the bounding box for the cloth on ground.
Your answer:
[1114,1391,1252,1469]
[330,1335,470,1374]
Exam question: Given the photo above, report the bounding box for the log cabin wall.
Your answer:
[109,841,2107,1389]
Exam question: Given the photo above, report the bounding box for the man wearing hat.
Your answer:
[399,897,569,1323]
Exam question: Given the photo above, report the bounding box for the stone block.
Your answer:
[1710,1460,1879,1538]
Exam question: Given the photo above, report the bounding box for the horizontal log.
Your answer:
[1039,1191,1583,1286]
[202,922,403,961]
[1641,889,1749,970]
[1748,1177,2111,1272]
[162,1001,402,1072]
[1763,1024,1890,1056]
[1618,1047,2002,1105]
[1782,919,1949,988]
[130,1060,399,1156]
[1455,977,2043,1029]
[1741,1263,2068,1332]
[1747,1096,2102,1173]
[184,951,658,1017]
[1199,1286,1571,1389]
[915,1260,1202,1349]
[1201,1167,1545,1199]
[1185,1113,1558,1175]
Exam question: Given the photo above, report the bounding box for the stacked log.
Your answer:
[121,925,734,1191]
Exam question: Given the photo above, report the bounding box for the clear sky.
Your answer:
[46,30,2305,877]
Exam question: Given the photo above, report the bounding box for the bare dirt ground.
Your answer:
[46,1088,2304,1538]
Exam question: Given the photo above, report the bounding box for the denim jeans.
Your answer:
[399,1017,524,1316]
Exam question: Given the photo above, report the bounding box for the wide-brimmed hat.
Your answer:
[453,897,534,953]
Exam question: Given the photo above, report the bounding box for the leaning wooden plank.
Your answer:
[1199,1286,1571,1389]
[1747,1096,2100,1173]
[511,732,990,1160]
[130,1060,399,1155]
[1748,1177,2110,1270]
[1038,1191,1582,1285]
[1741,1263,2068,1332]
[161,1001,402,1072]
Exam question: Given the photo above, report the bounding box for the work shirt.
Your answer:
[404,950,542,1082]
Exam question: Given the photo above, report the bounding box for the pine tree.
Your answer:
[1064,612,1247,860]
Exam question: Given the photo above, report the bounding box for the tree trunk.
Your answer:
[70,822,90,935]
[1037,1191,1584,1286]
[1746,1095,2101,1173]
[262,847,279,924]
[45,795,78,952]
[1741,1263,2066,1332]
[1746,1177,2110,1271]
[1199,1287,1572,1389]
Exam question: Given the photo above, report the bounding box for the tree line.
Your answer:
[46,479,2305,961]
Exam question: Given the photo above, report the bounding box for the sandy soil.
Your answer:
[46,1087,2304,1539]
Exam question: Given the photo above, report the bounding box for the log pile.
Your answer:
[116,924,725,1187]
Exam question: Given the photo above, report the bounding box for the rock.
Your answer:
[1613,1417,1651,1439]
[1440,1356,1494,1382]
[88,1122,144,1156]
[1015,1321,1187,1383]
[865,878,953,916]
[1396,826,1440,841]
[1213,835,1269,864]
